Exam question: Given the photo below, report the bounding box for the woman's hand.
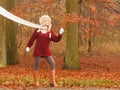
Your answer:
[59,28,64,35]
[25,47,30,52]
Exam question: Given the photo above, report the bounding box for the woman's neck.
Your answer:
[40,29,48,34]
[38,25,49,34]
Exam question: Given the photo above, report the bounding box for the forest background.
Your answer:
[0,0,120,89]
[14,0,120,57]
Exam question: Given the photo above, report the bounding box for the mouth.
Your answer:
[43,25,49,27]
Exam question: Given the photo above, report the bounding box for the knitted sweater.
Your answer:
[26,29,62,56]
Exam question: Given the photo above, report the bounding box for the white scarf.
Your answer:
[0,6,42,28]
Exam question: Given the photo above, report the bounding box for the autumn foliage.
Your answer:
[9,0,120,56]
[11,0,120,36]
[0,0,120,89]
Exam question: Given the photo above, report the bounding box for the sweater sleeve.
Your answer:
[50,29,62,42]
[26,29,37,48]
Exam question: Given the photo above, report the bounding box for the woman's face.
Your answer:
[42,25,48,30]
[41,18,51,26]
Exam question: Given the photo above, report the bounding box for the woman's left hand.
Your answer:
[59,28,64,35]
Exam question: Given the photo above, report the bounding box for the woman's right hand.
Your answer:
[25,47,30,52]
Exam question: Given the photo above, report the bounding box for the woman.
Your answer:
[25,15,64,87]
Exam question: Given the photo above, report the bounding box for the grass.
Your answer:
[0,76,119,88]
[38,78,49,86]
[56,78,120,87]
[75,79,118,87]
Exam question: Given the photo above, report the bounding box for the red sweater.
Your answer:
[26,29,62,56]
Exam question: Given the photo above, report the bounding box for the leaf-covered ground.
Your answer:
[0,55,120,89]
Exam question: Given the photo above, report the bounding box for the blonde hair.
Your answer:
[39,15,52,31]
[39,15,51,24]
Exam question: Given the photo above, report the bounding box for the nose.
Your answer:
[46,21,49,23]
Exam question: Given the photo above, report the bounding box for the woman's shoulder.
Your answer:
[35,28,40,33]
[49,29,54,33]
[31,28,39,34]
[35,28,39,31]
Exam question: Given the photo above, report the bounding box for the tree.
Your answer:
[76,0,120,56]
[0,0,7,67]
[6,0,18,64]
[63,0,80,69]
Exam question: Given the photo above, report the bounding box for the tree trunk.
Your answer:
[63,0,80,69]
[0,0,7,67]
[6,0,19,64]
